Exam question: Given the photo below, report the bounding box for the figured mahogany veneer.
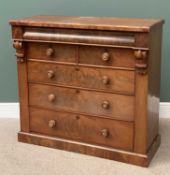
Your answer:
[27,43,77,63]
[27,42,136,68]
[30,107,133,151]
[10,16,164,167]
[27,61,135,95]
[29,83,134,121]
[79,45,136,68]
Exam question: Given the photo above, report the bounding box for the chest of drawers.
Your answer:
[10,16,164,166]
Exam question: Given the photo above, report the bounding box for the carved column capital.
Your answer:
[134,50,148,75]
[13,40,23,49]
[13,40,25,63]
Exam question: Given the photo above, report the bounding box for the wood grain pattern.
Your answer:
[26,42,137,68]
[27,61,135,95]
[147,26,163,150]
[11,26,24,39]
[10,16,164,32]
[79,45,136,68]
[15,43,30,132]
[30,107,133,151]
[27,42,77,63]
[23,27,135,47]
[18,132,161,167]
[29,84,134,121]
[134,73,148,153]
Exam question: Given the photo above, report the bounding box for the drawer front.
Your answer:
[79,46,135,68]
[23,27,135,47]
[27,43,76,63]
[28,61,135,95]
[29,84,134,121]
[30,107,134,151]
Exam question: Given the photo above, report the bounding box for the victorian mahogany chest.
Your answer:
[10,16,164,166]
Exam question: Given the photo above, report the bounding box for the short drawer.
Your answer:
[29,84,134,121]
[79,46,135,68]
[28,61,135,95]
[27,42,76,63]
[30,107,134,151]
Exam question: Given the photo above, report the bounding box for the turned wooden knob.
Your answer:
[102,52,110,61]
[47,70,55,79]
[101,129,109,137]
[102,76,110,85]
[75,67,80,71]
[46,48,54,57]
[48,120,56,128]
[102,101,110,109]
[48,94,56,102]
[75,89,80,93]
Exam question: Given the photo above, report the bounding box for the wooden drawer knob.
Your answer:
[46,48,54,57]
[48,120,56,128]
[75,67,80,71]
[102,52,110,61]
[102,101,110,109]
[101,129,109,137]
[75,89,80,93]
[47,70,55,79]
[102,76,110,85]
[48,94,56,102]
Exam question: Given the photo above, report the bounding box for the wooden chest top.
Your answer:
[10,15,164,32]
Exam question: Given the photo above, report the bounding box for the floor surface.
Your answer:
[0,118,170,175]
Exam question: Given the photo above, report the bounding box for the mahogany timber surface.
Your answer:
[27,61,135,95]
[29,83,134,121]
[18,132,161,167]
[10,16,164,32]
[27,43,77,63]
[30,107,133,151]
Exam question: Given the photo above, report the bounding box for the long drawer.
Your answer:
[28,61,135,95]
[30,107,134,151]
[29,84,134,121]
